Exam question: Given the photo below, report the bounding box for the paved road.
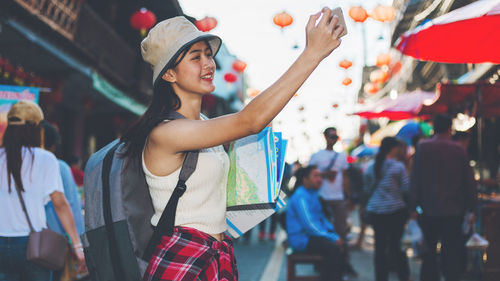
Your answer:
[234,221,481,281]
[234,228,421,281]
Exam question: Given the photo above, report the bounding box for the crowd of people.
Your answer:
[0,8,480,281]
[285,114,477,281]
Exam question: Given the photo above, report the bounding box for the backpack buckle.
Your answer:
[175,180,187,194]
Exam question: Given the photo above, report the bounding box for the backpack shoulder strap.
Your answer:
[142,112,200,261]
[102,142,126,280]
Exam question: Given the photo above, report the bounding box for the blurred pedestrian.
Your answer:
[67,155,84,187]
[0,101,85,281]
[408,134,423,171]
[119,9,344,280]
[258,215,278,241]
[395,138,409,170]
[452,130,474,276]
[342,157,365,248]
[309,127,357,276]
[364,137,411,281]
[410,114,477,281]
[286,165,347,281]
[42,121,86,279]
[309,128,349,240]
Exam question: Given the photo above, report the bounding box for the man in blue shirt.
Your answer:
[42,121,86,277]
[42,121,85,236]
[286,165,345,281]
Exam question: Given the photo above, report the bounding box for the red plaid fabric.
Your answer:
[143,226,238,281]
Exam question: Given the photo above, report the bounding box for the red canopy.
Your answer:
[396,0,500,64]
[420,82,500,117]
[355,90,437,120]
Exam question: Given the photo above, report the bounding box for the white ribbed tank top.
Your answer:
[142,139,229,235]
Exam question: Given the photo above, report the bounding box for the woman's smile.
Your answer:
[201,72,214,83]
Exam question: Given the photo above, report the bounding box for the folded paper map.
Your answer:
[225,127,288,238]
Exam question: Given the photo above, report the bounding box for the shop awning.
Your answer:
[4,19,147,116]
[354,90,437,120]
[419,82,500,117]
[91,73,146,115]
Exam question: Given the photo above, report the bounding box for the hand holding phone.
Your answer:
[304,7,346,61]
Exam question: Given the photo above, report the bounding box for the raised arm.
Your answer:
[152,8,344,153]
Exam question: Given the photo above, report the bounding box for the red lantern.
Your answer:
[370,6,395,22]
[364,83,379,94]
[130,8,157,37]
[273,11,293,29]
[370,69,389,84]
[195,17,218,32]
[232,60,247,73]
[349,6,368,23]
[332,103,339,108]
[224,73,238,83]
[342,77,352,86]
[376,53,392,67]
[339,60,353,69]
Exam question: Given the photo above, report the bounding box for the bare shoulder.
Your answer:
[145,121,186,176]
[148,119,185,148]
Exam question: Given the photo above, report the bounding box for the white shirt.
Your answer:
[309,149,348,200]
[0,147,64,237]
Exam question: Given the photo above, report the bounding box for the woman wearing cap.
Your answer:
[0,101,85,280]
[122,7,344,281]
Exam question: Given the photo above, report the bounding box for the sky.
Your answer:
[180,0,394,163]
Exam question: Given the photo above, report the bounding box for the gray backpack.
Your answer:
[82,112,198,281]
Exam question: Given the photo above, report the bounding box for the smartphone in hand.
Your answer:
[332,7,348,38]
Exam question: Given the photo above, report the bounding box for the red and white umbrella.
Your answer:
[396,0,500,63]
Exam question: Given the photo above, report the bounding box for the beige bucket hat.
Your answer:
[7,100,44,125]
[141,16,222,87]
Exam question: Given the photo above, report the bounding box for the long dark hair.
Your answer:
[374,137,402,180]
[2,121,42,193]
[121,43,197,160]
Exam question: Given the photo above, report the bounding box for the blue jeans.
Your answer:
[0,236,53,281]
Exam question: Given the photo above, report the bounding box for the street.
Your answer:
[234,218,422,281]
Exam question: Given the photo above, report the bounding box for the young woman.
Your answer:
[364,137,411,281]
[121,7,344,281]
[0,101,85,281]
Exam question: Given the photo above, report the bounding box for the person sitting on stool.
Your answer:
[286,165,347,281]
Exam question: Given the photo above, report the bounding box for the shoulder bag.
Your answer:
[14,185,68,270]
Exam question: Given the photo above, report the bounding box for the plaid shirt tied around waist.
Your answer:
[143,226,238,281]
